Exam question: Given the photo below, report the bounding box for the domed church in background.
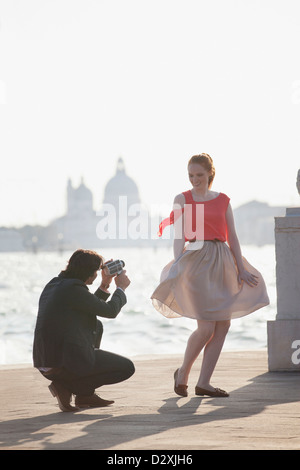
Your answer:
[103,157,141,208]
[51,176,98,249]
[50,157,155,250]
[67,177,94,217]
[97,157,150,246]
[1,157,285,251]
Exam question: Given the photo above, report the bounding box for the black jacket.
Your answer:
[33,275,127,376]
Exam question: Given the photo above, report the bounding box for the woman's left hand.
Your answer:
[238,269,259,287]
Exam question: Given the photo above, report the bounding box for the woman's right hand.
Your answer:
[238,269,259,287]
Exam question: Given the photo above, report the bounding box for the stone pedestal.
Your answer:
[267,207,300,371]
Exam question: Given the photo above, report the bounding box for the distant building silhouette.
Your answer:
[0,159,292,250]
[234,200,285,245]
[51,157,152,249]
[67,177,94,218]
[50,176,98,249]
[103,157,140,208]
[0,229,23,252]
[97,157,154,247]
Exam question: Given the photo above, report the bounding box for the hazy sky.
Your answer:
[0,0,300,227]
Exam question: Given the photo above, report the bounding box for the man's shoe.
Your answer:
[75,393,114,408]
[48,381,79,412]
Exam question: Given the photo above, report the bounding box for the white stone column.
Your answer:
[267,206,300,371]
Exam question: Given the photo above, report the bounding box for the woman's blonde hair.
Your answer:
[188,153,215,188]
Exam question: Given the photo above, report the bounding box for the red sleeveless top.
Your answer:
[158,190,230,242]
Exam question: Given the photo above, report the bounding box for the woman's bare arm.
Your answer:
[226,203,258,287]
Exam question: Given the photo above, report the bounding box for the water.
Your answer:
[0,245,276,365]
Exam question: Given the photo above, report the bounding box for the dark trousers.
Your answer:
[41,321,135,396]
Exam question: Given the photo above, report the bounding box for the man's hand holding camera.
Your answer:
[114,270,130,291]
[100,259,130,293]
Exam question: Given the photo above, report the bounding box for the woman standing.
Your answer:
[151,154,269,398]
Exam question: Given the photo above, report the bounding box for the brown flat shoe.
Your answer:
[75,393,114,408]
[48,381,79,412]
[195,386,229,397]
[174,369,188,397]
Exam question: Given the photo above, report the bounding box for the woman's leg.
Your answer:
[196,320,231,390]
[176,320,216,386]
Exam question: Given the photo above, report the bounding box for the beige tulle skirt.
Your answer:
[151,241,269,321]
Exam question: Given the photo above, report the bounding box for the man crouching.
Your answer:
[33,249,134,412]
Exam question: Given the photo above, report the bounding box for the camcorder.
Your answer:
[103,259,125,276]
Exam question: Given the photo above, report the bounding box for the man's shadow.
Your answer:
[0,370,299,449]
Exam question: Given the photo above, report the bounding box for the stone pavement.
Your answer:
[0,351,299,450]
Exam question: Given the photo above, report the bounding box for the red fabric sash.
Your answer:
[158,209,182,236]
[158,191,191,237]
